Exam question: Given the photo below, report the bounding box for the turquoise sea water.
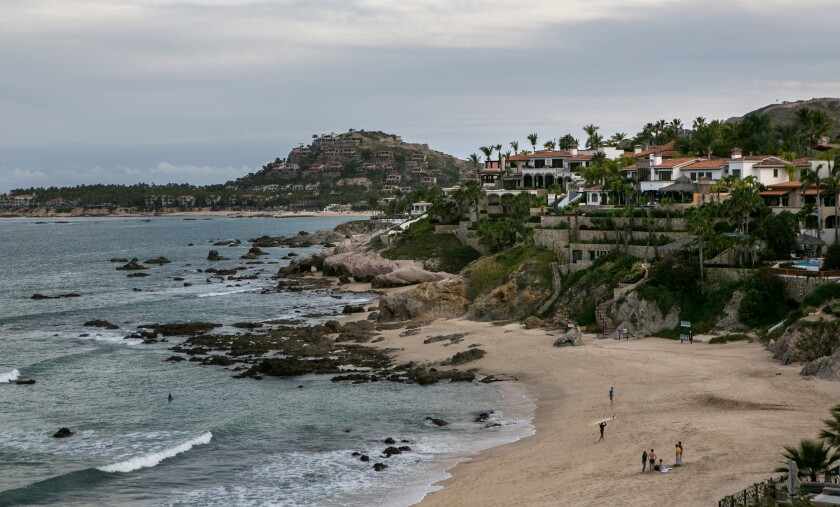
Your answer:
[0,217,533,506]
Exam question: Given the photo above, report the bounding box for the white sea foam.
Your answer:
[98,431,212,473]
[198,288,257,298]
[0,369,21,382]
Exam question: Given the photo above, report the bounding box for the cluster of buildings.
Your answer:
[475,140,837,242]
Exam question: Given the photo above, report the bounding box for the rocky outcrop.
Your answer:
[371,266,447,289]
[144,256,172,265]
[468,268,552,322]
[607,291,680,338]
[715,291,748,332]
[378,279,469,322]
[553,328,582,347]
[84,319,119,330]
[249,230,346,248]
[524,316,543,329]
[801,353,840,380]
[116,259,147,271]
[769,319,840,365]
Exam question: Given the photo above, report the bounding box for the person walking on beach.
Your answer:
[648,449,656,472]
[642,450,648,472]
[678,441,684,464]
[675,443,682,466]
[609,386,614,404]
[598,421,606,441]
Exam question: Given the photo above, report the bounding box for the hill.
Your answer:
[231,130,474,209]
[729,97,840,139]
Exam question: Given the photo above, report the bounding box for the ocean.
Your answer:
[0,216,534,506]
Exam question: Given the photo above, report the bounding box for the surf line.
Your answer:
[98,432,212,473]
[1,369,21,383]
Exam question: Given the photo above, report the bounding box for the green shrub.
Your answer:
[823,244,840,271]
[709,334,751,344]
[738,270,795,328]
[802,284,840,308]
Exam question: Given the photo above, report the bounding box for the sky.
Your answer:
[2,0,840,192]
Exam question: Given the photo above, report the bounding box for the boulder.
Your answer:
[378,279,469,322]
[801,354,840,380]
[371,266,447,289]
[84,319,119,330]
[553,328,582,347]
[116,260,147,271]
[207,250,229,261]
[240,247,268,260]
[53,428,74,438]
[373,463,388,472]
[524,316,543,330]
[383,437,396,444]
[342,304,365,314]
[424,417,448,427]
[359,455,370,462]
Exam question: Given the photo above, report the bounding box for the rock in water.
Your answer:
[424,417,448,426]
[207,250,229,261]
[53,428,74,438]
[373,463,388,472]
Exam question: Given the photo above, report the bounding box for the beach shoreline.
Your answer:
[353,314,840,507]
[0,209,375,219]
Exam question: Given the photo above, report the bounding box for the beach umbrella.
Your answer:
[788,459,800,498]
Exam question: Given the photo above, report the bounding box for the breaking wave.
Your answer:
[97,432,212,473]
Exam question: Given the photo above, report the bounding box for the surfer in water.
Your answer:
[168,393,173,402]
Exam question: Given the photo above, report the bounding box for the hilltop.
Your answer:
[231,130,474,207]
[730,97,840,138]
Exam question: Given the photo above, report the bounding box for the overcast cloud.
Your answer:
[2,0,839,191]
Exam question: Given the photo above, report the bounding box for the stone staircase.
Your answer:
[595,299,616,339]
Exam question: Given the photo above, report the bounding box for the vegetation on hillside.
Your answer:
[379,218,480,273]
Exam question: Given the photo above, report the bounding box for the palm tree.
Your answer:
[692,117,706,130]
[609,132,627,148]
[558,134,579,151]
[819,404,840,448]
[527,133,539,153]
[800,168,823,240]
[821,173,840,244]
[776,439,840,482]
[494,144,503,163]
[479,146,493,162]
[462,179,485,224]
[543,139,557,150]
[583,124,601,150]
[510,141,519,154]
[685,204,717,281]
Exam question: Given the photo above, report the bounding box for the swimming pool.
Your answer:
[793,258,823,271]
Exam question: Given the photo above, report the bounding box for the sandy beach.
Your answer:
[362,316,840,506]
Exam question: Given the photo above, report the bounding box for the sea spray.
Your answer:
[0,369,21,383]
[98,432,212,473]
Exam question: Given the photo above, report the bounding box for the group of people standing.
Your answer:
[642,442,684,473]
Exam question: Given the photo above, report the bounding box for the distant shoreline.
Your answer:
[0,208,374,219]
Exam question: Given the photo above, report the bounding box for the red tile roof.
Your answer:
[655,157,699,169]
[759,190,792,196]
[683,159,727,169]
[766,181,804,189]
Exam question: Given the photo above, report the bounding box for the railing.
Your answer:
[719,477,788,507]
[769,268,840,278]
